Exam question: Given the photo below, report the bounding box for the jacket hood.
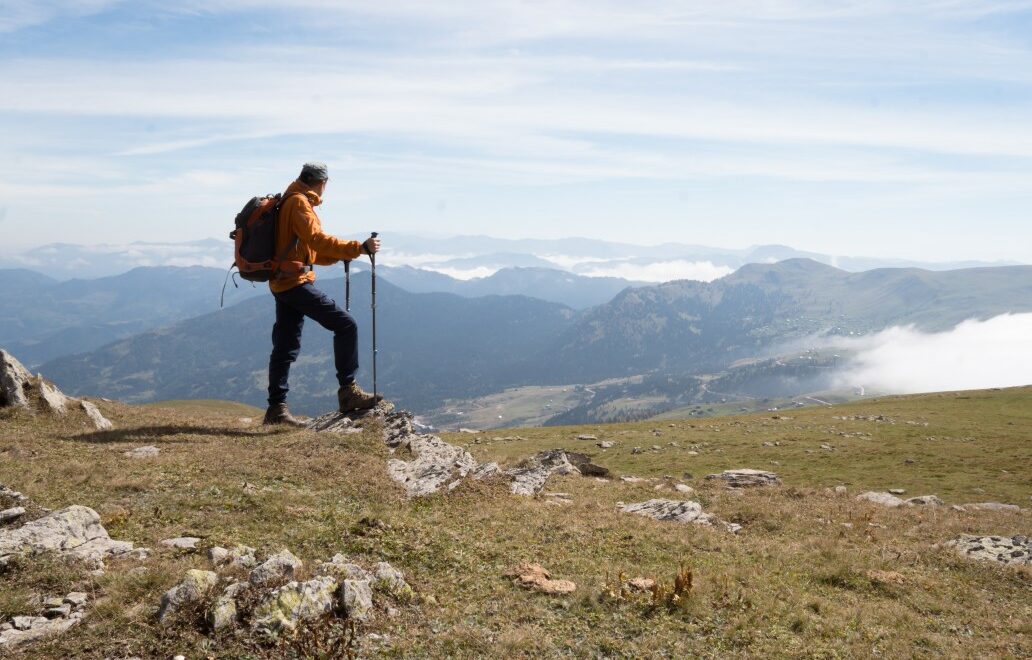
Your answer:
[285,180,321,206]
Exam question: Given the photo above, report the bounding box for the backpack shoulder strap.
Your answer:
[275,192,309,266]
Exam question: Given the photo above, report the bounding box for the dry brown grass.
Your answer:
[0,390,1029,658]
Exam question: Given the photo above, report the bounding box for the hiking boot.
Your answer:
[263,403,305,427]
[338,382,382,413]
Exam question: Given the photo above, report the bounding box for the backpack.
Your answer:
[221,192,306,306]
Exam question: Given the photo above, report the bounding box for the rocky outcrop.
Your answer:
[160,547,416,641]
[0,349,33,408]
[312,404,609,498]
[705,469,780,488]
[0,505,137,569]
[507,450,579,496]
[942,535,1031,566]
[0,350,113,429]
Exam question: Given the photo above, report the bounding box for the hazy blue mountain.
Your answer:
[32,260,1032,422]
[40,275,577,415]
[368,265,644,309]
[517,259,1032,385]
[0,266,262,367]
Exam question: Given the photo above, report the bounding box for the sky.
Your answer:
[2,1,1032,262]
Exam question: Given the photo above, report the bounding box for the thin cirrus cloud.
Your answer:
[0,1,1031,259]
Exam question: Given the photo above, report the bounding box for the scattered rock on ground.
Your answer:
[507,450,580,496]
[620,499,720,528]
[125,446,160,459]
[964,502,1021,513]
[249,549,302,587]
[0,505,136,568]
[906,495,944,507]
[576,434,598,441]
[856,491,906,508]
[158,569,218,624]
[598,441,614,449]
[705,469,780,488]
[0,507,26,524]
[161,537,201,551]
[340,579,374,621]
[942,535,1031,566]
[80,400,113,431]
[508,563,576,595]
[252,576,338,637]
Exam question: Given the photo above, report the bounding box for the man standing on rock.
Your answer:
[264,162,382,426]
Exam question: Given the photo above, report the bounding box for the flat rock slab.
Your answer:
[161,536,201,550]
[963,502,1021,513]
[619,499,717,527]
[0,505,135,567]
[125,446,160,459]
[856,491,906,508]
[387,432,478,497]
[943,535,1031,566]
[0,612,83,648]
[705,469,780,488]
[252,576,338,636]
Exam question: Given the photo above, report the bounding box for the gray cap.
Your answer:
[300,161,329,182]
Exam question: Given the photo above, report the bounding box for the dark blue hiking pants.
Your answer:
[267,282,358,406]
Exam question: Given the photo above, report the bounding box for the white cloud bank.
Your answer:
[833,313,1032,394]
[578,260,734,283]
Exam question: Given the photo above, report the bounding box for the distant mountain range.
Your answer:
[2,236,1018,281]
[40,275,576,415]
[34,259,1032,421]
[0,263,640,368]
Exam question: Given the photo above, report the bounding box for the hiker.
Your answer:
[264,162,382,426]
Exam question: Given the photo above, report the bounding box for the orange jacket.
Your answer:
[270,180,364,293]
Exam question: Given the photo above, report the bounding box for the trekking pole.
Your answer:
[369,232,379,400]
[344,260,351,311]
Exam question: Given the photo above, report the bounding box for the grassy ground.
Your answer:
[1,387,1030,658]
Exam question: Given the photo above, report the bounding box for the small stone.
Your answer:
[674,484,695,495]
[856,491,905,508]
[64,592,88,607]
[12,616,36,631]
[0,507,26,523]
[160,536,201,551]
[820,444,834,451]
[249,549,302,587]
[888,488,906,495]
[631,447,644,454]
[124,445,159,459]
[576,434,598,441]
[341,579,374,621]
[45,604,72,619]
[375,562,414,600]
[598,441,614,449]
[834,486,848,495]
[208,582,247,631]
[626,577,655,591]
[158,569,218,624]
[43,597,65,609]
[705,469,780,488]
[906,495,944,507]
[208,546,229,565]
